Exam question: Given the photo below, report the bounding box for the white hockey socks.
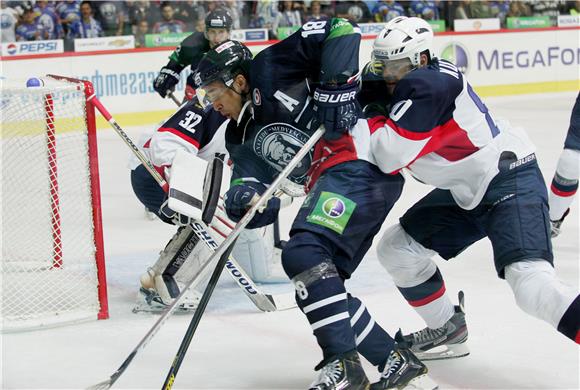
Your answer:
[549,148,579,221]
[377,224,454,328]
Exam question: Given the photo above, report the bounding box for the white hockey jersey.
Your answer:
[369,59,535,210]
[129,98,229,179]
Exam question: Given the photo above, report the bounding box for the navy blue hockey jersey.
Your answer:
[227,18,376,190]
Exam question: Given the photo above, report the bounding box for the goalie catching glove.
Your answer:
[153,60,182,98]
[224,182,280,229]
[313,82,361,140]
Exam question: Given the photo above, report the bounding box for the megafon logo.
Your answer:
[440,43,469,74]
[6,43,17,55]
[322,198,345,218]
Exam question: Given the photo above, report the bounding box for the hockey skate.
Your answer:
[550,208,570,238]
[309,350,370,390]
[371,331,437,390]
[133,269,202,314]
[403,291,469,361]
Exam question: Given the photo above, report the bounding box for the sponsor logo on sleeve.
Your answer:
[306,191,356,234]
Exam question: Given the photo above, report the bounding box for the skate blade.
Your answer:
[414,342,470,361]
[403,374,438,390]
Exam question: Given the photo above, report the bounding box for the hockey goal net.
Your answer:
[1,75,108,332]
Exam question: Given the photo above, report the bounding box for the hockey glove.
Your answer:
[153,61,182,98]
[159,198,192,227]
[224,183,281,229]
[313,83,361,140]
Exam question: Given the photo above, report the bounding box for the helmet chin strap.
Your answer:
[227,82,250,100]
[238,100,252,120]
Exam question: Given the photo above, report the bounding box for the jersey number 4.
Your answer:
[178,111,202,133]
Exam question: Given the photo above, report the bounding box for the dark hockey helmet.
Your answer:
[205,7,233,31]
[194,40,252,89]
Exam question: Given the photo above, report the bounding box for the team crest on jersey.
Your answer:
[253,122,311,184]
[253,88,261,106]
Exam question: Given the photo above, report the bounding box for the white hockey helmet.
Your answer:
[372,16,434,67]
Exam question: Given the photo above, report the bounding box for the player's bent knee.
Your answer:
[505,259,576,327]
[377,224,438,287]
[282,231,332,279]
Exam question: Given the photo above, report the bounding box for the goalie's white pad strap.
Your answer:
[208,203,235,242]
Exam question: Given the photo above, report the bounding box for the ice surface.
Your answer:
[2,92,578,390]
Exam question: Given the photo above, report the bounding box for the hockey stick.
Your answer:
[161,126,325,390]
[85,90,294,312]
[189,219,296,312]
[167,91,181,106]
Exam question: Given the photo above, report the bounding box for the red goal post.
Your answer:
[1,75,108,331]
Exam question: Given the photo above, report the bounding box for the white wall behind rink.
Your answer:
[2,28,578,116]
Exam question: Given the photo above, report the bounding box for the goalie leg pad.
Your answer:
[146,225,197,277]
[138,225,212,310]
[231,225,288,283]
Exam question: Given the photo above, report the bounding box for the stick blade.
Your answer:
[86,379,113,390]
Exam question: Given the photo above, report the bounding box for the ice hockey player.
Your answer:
[548,92,579,238]
[365,17,580,359]
[152,7,233,101]
[195,25,436,389]
[129,95,287,313]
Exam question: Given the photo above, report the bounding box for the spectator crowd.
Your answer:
[1,1,578,45]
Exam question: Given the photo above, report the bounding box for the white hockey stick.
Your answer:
[88,125,325,390]
[84,88,294,312]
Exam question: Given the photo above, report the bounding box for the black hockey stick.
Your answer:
[167,91,181,106]
[161,125,326,390]
[161,241,236,390]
